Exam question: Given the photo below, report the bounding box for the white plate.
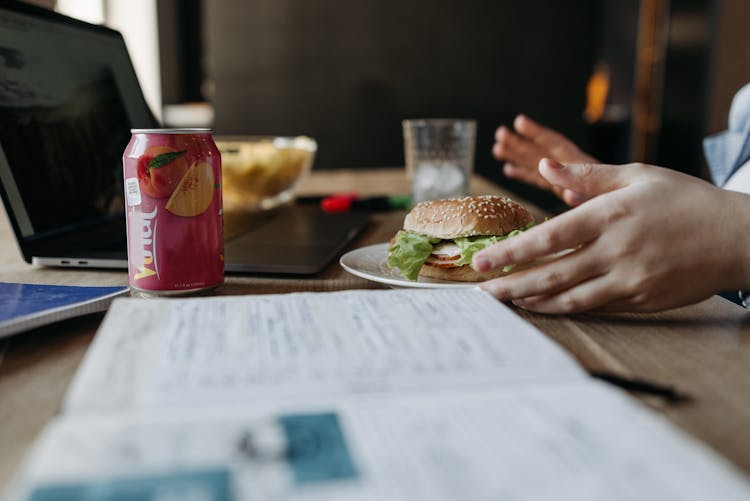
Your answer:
[339,243,478,289]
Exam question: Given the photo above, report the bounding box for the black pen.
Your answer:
[588,370,690,403]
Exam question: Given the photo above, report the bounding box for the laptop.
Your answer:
[0,1,369,275]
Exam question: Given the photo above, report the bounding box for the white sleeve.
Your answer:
[723,158,750,194]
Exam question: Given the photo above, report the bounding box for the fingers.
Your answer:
[503,162,553,190]
[479,245,604,304]
[494,117,618,204]
[494,126,563,197]
[508,276,677,314]
[514,114,598,163]
[479,253,629,314]
[493,126,546,168]
[513,115,571,152]
[504,162,566,200]
[539,159,634,198]
[473,205,603,271]
[561,188,589,206]
[508,274,620,314]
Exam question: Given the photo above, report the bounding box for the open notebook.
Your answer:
[6,289,750,500]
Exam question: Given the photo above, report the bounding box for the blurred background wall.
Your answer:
[706,0,750,134]
[199,0,598,209]
[45,0,750,209]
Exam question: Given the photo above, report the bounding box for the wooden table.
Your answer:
[2,168,750,489]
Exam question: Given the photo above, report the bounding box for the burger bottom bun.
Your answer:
[419,264,511,282]
[418,260,539,282]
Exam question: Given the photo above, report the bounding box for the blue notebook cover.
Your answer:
[0,283,129,338]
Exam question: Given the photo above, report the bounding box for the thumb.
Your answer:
[539,159,632,200]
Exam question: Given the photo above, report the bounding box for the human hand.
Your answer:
[494,115,597,201]
[474,159,750,313]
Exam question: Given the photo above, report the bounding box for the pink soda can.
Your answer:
[122,128,224,296]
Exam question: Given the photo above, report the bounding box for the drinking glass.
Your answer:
[402,119,476,203]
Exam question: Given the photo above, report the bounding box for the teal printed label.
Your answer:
[279,412,359,485]
[29,468,232,501]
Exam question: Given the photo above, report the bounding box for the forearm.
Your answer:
[717,189,750,292]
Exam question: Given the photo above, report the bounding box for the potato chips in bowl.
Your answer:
[216,135,317,211]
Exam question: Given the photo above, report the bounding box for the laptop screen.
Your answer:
[0,3,156,245]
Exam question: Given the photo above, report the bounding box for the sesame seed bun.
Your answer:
[404,195,533,239]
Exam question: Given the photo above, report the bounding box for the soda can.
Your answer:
[122,128,224,296]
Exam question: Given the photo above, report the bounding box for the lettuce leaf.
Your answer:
[452,222,533,267]
[386,230,440,281]
[387,222,535,281]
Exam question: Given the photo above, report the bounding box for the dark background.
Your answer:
[158,0,727,212]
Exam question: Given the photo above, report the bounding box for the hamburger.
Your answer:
[387,195,535,281]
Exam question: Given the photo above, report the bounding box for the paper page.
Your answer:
[64,288,584,413]
[11,383,750,501]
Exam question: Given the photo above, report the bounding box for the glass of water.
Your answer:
[402,119,476,203]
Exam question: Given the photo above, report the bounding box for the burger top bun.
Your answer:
[403,195,534,239]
